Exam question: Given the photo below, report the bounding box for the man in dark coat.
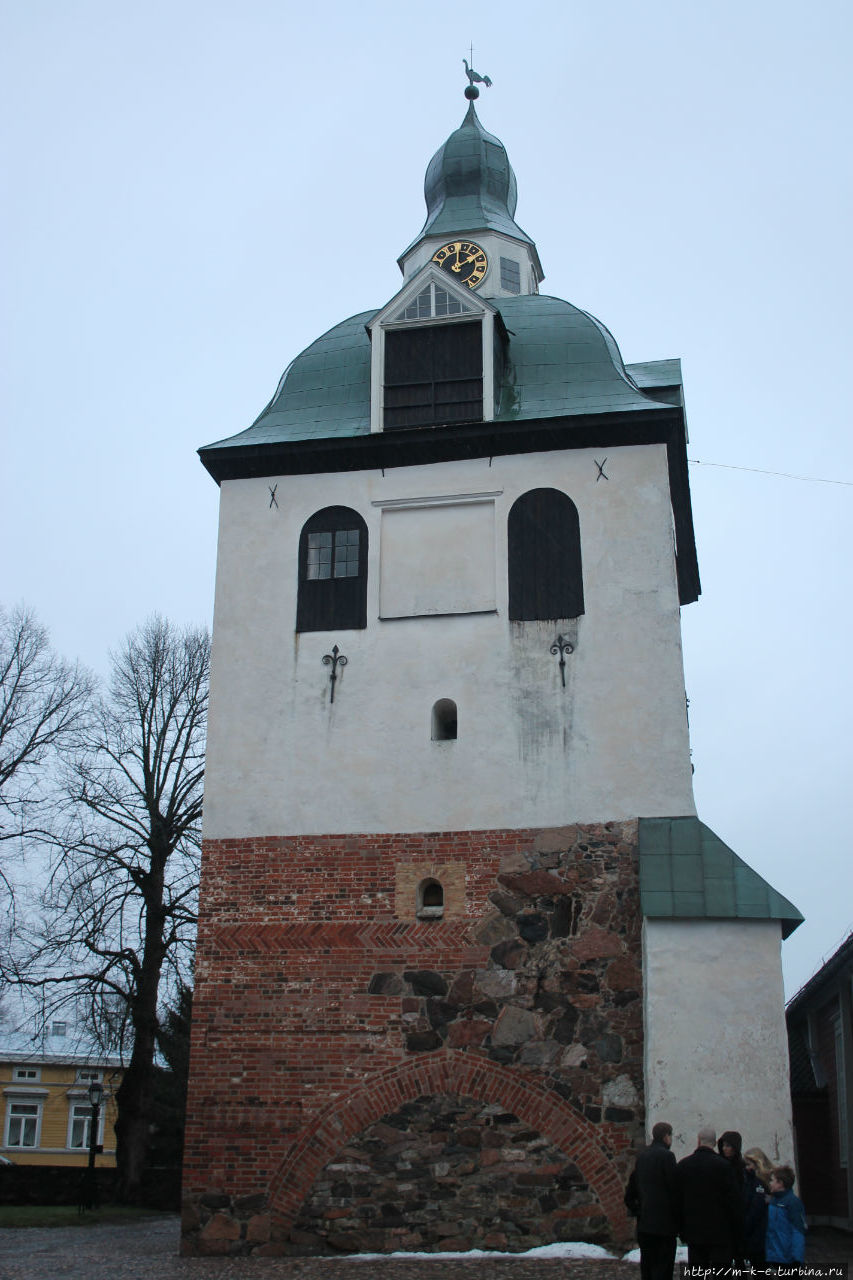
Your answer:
[677,1126,744,1266]
[627,1120,679,1280]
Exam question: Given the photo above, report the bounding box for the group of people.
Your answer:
[625,1121,807,1277]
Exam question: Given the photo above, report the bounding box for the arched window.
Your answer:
[431,698,458,741]
[507,488,584,621]
[296,506,368,633]
[416,878,444,919]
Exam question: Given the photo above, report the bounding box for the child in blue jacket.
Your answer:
[766,1165,807,1266]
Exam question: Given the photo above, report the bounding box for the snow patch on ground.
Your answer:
[353,1241,621,1261]
[623,1245,689,1264]
[354,1240,691,1263]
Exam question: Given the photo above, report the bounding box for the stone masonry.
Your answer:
[182,821,644,1256]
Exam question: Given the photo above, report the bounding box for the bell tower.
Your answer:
[183,83,801,1258]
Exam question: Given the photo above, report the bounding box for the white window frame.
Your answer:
[12,1066,41,1082]
[4,1099,43,1149]
[66,1100,105,1151]
[74,1068,103,1084]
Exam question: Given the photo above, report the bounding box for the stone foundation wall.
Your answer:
[182,821,643,1256]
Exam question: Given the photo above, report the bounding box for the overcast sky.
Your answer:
[2,0,851,998]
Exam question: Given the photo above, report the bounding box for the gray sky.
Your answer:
[2,0,851,998]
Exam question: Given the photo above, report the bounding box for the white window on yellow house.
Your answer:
[67,1103,99,1150]
[5,1101,41,1148]
[12,1067,41,1082]
[74,1068,102,1084]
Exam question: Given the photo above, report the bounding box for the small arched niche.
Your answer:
[416,878,445,920]
[431,698,457,741]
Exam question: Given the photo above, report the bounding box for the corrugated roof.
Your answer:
[638,816,803,938]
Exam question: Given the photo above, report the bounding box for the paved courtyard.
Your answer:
[0,1217,849,1280]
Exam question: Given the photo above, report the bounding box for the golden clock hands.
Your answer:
[452,249,472,272]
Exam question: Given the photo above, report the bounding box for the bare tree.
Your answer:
[13,616,209,1199]
[0,604,94,886]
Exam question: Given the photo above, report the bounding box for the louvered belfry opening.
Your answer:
[384,321,482,429]
[508,488,585,621]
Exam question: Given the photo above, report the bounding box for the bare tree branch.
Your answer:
[7,615,208,1200]
[0,604,94,852]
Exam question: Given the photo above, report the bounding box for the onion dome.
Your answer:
[399,101,541,275]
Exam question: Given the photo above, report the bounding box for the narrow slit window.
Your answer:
[431,699,457,741]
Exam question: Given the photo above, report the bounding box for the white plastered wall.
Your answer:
[643,918,795,1162]
[203,442,697,838]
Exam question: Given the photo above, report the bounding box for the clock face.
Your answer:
[431,240,489,289]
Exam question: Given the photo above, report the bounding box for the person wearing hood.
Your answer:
[718,1131,748,1262]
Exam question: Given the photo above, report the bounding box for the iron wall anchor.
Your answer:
[322,644,348,703]
[550,634,574,688]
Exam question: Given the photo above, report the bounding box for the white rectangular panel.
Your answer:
[379,500,496,618]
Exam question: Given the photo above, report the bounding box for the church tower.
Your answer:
[183,84,801,1257]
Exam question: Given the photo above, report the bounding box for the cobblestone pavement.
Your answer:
[0,1218,849,1280]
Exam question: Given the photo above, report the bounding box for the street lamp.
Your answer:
[82,1080,104,1211]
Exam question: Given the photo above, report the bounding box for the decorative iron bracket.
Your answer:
[322,644,347,704]
[550,634,574,688]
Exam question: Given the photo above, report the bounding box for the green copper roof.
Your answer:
[208,311,375,449]
[400,102,538,266]
[201,293,673,452]
[495,295,671,420]
[638,817,803,938]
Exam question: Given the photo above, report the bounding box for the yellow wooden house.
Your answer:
[2,1050,123,1167]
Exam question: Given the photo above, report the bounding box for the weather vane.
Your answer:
[463,47,492,100]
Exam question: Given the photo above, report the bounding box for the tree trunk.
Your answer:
[114,879,167,1200]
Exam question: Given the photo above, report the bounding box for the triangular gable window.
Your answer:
[396,283,475,323]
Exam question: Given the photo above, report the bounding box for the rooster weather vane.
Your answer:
[463,52,492,100]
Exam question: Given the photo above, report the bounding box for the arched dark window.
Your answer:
[431,698,458,741]
[507,489,584,621]
[296,506,368,633]
[416,878,444,919]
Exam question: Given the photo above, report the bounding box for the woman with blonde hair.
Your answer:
[742,1148,773,1268]
[744,1148,774,1188]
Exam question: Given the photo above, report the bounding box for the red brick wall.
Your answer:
[182,822,644,1255]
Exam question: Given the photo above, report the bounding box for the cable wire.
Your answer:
[688,459,853,487]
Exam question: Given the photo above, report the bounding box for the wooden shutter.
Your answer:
[508,489,584,621]
[384,321,482,429]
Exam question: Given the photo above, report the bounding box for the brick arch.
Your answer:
[268,1049,631,1243]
